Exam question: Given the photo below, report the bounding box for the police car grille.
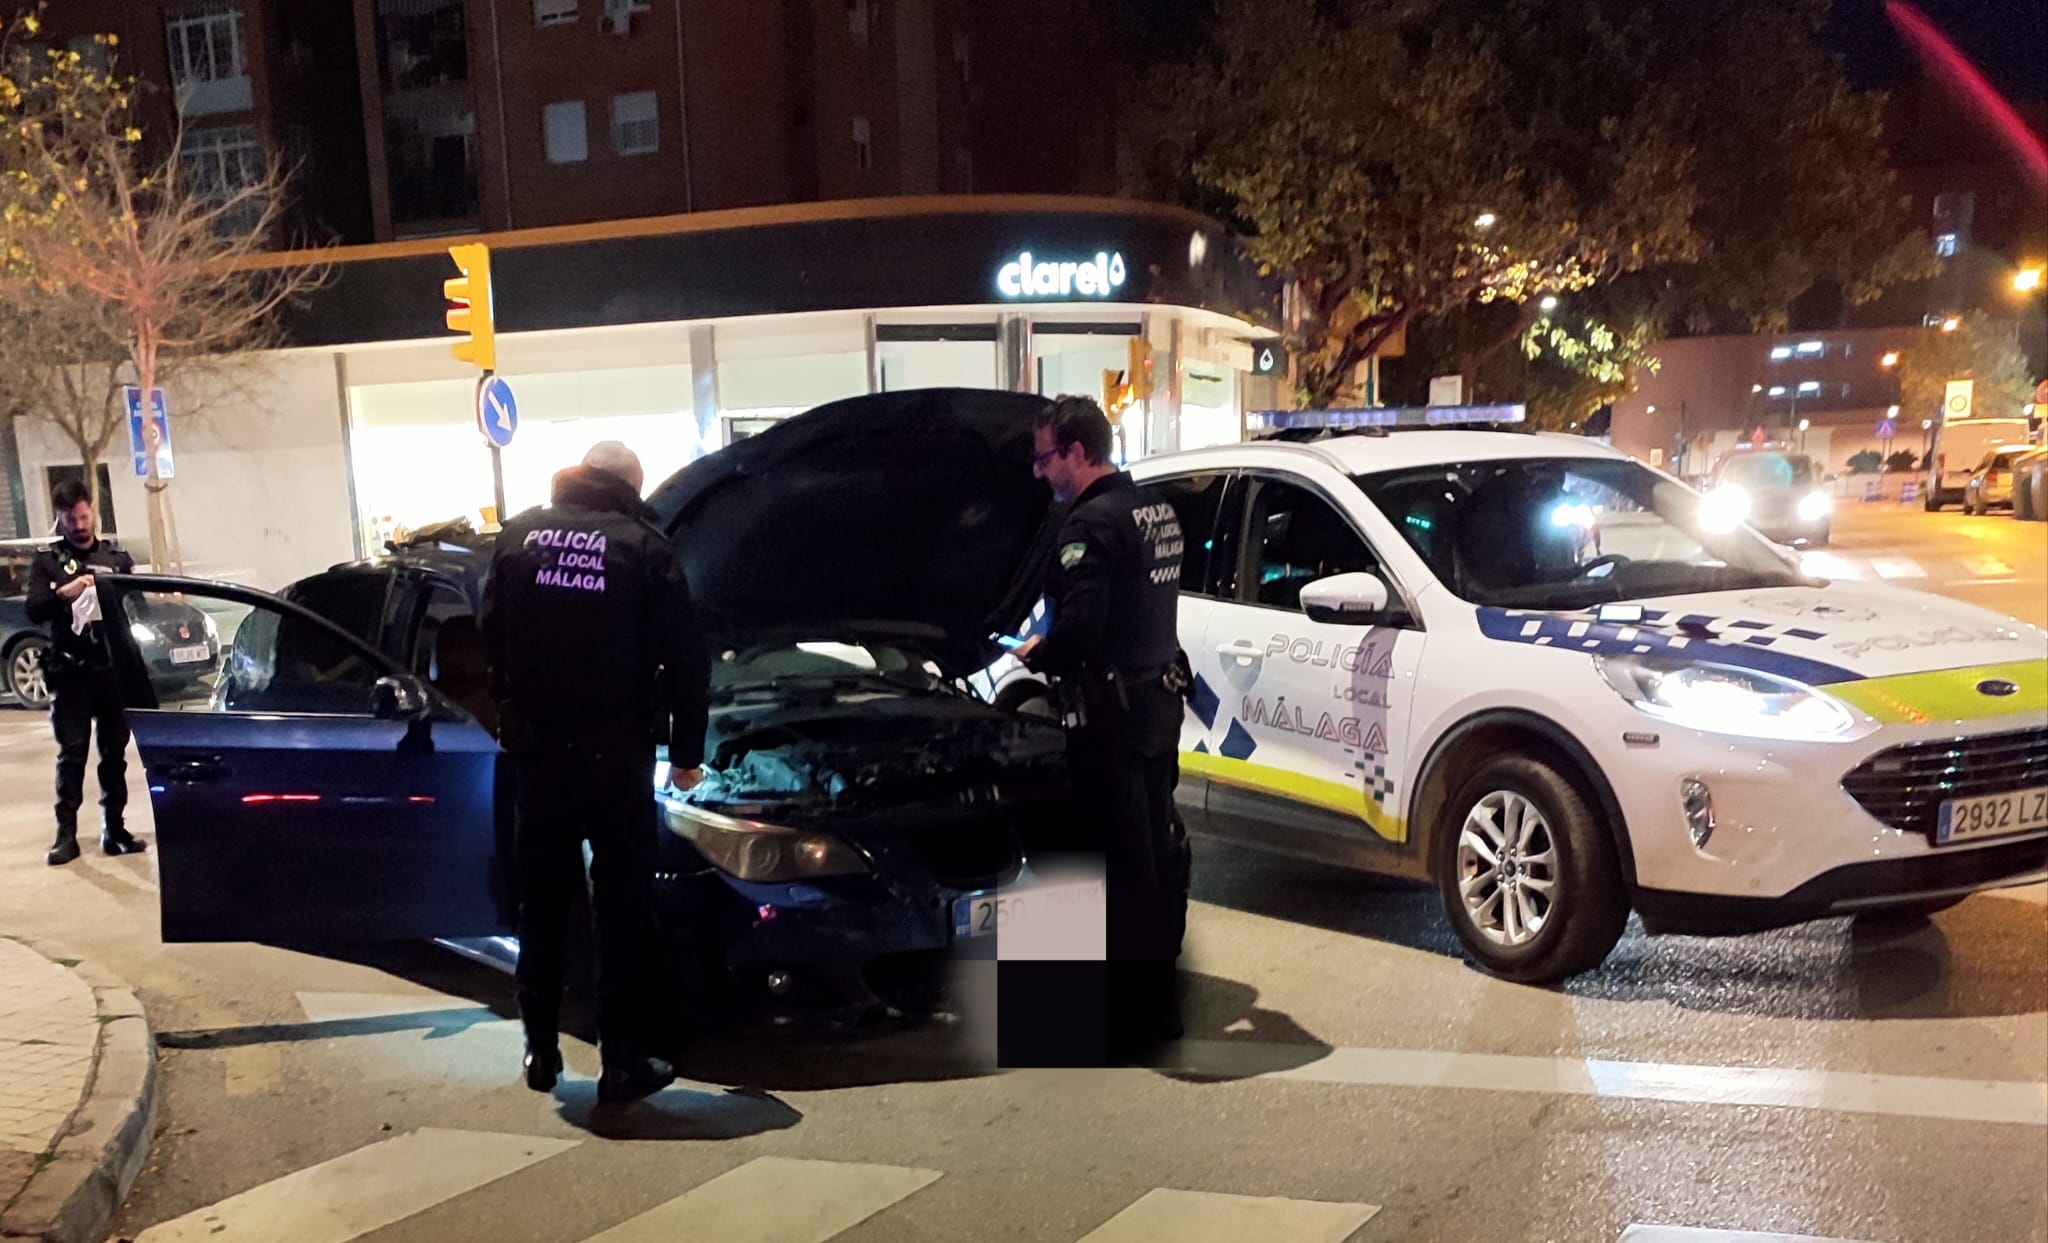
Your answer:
[1841,727,2048,837]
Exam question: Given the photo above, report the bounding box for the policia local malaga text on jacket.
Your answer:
[480,464,711,1098]
[26,533,145,864]
[1022,469,1189,1061]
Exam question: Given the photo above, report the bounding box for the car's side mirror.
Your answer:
[372,674,431,721]
[1299,572,1391,625]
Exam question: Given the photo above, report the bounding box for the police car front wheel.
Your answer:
[1435,755,1627,984]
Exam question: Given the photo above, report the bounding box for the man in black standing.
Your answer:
[1013,396,1187,1063]
[27,480,146,866]
[481,441,710,1104]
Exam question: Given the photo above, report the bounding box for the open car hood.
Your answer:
[647,388,1061,676]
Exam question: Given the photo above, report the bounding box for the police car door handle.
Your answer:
[1216,641,1262,662]
[158,754,228,784]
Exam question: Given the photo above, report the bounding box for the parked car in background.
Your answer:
[2012,447,2048,522]
[1,543,53,708]
[1926,417,2035,511]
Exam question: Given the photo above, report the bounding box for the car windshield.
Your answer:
[1712,452,1812,490]
[1354,456,1810,611]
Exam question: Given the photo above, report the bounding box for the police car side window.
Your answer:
[1146,472,1229,599]
[1242,478,1384,611]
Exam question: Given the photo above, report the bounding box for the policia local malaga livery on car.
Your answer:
[1131,406,2048,983]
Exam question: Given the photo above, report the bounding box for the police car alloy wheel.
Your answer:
[7,639,51,709]
[1434,755,1628,984]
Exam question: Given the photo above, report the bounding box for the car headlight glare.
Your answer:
[1596,655,1856,740]
[1698,487,1749,534]
[1797,491,1831,522]
[129,621,155,643]
[661,802,869,881]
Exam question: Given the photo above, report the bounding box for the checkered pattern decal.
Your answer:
[1357,759,1396,809]
[1475,607,1865,686]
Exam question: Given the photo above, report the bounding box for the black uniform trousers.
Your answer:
[52,666,130,832]
[510,739,665,1063]
[1066,680,1187,1056]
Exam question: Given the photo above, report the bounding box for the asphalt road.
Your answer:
[0,501,2042,1243]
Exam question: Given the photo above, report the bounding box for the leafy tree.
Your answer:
[1846,449,1883,474]
[1139,0,1698,405]
[1885,450,1921,472]
[1,7,326,570]
[1896,313,2037,427]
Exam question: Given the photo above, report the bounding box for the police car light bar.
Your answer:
[1248,404,1528,431]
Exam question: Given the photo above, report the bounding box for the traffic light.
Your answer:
[1127,337,1154,401]
[445,242,496,373]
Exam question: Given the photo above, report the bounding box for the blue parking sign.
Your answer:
[126,386,173,479]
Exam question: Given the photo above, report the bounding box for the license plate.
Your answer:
[169,644,211,665]
[1937,786,2048,844]
[952,892,998,940]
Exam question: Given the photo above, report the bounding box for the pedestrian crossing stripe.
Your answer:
[115,1127,1920,1243]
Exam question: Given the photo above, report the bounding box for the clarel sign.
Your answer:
[995,250,1128,299]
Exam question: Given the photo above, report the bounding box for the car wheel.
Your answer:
[1924,493,1942,512]
[6,638,53,709]
[1435,754,1628,984]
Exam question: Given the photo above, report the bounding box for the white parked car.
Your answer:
[1102,409,2046,983]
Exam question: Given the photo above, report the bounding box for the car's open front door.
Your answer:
[96,574,508,944]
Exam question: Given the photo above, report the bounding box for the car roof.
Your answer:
[1131,429,1627,478]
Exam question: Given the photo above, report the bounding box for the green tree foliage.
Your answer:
[1896,314,2037,426]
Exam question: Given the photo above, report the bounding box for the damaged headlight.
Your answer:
[660,802,870,882]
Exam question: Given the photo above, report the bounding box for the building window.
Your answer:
[534,0,578,25]
[166,6,253,116]
[1795,340,1823,356]
[1935,232,1958,258]
[852,116,872,172]
[178,125,264,234]
[1769,345,1792,361]
[543,101,587,164]
[610,91,659,156]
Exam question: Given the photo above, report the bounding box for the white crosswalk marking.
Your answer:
[582,1156,942,1243]
[1870,557,1927,579]
[1964,555,2015,578]
[133,1128,579,1243]
[1076,1188,1379,1243]
[1620,1227,1881,1243]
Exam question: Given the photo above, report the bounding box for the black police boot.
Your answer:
[522,1041,563,1092]
[596,1055,675,1104]
[47,824,80,867]
[101,820,147,856]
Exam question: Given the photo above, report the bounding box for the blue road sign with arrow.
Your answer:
[477,375,518,448]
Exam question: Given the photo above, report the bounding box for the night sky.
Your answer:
[1827,0,2048,103]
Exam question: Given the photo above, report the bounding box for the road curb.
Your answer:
[0,938,159,1243]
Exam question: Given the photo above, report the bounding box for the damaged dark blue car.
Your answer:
[91,389,1075,1029]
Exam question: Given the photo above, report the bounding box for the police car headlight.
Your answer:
[1595,655,1856,741]
[660,802,869,881]
[1797,491,1832,522]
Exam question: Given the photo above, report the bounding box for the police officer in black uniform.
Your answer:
[481,441,710,1104]
[1014,396,1188,1061]
[26,479,146,866]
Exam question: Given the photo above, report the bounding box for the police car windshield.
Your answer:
[1353,457,1809,610]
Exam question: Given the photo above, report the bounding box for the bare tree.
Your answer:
[2,10,328,571]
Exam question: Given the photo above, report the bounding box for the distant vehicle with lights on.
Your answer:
[1961,443,2038,515]
[1129,405,2048,984]
[1699,450,1831,547]
[0,536,214,710]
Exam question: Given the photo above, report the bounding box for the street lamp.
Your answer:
[1880,351,1899,367]
[1752,384,1764,394]
[1941,316,1961,332]
[1474,211,1498,229]
[2017,266,2045,294]
[1539,295,1558,311]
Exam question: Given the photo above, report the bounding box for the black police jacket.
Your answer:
[1024,471,1183,680]
[26,536,135,672]
[480,466,711,765]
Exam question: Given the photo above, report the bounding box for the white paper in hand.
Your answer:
[70,585,101,635]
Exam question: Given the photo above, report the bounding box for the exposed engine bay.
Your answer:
[691,689,1068,820]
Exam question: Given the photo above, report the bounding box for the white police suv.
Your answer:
[1119,405,2047,983]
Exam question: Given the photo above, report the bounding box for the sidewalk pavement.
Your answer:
[0,936,158,1243]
